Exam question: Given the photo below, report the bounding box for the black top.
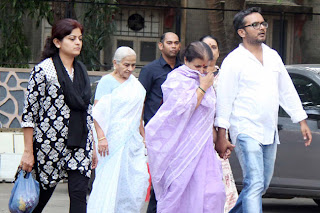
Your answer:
[138,55,182,124]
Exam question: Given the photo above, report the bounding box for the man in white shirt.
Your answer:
[214,7,312,213]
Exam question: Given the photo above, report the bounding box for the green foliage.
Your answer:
[79,0,118,70]
[0,0,116,70]
[125,0,180,6]
[0,0,51,67]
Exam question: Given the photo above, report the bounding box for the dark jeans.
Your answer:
[147,186,157,213]
[33,170,89,213]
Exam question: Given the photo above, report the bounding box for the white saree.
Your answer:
[87,75,149,213]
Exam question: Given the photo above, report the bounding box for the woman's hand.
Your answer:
[93,119,109,157]
[98,138,109,157]
[199,71,214,91]
[20,150,34,173]
[196,71,215,109]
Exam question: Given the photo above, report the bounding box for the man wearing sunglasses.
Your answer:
[214,7,312,213]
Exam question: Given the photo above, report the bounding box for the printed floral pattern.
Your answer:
[21,58,93,189]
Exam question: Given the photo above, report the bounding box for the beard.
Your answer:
[247,36,266,45]
[246,31,266,45]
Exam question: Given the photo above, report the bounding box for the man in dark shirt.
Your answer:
[138,32,181,213]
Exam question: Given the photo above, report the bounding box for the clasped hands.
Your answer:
[215,136,235,160]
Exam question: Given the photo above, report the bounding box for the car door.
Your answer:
[272,72,320,197]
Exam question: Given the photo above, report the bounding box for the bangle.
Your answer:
[98,136,106,142]
[198,89,205,95]
[198,86,206,93]
[198,87,205,95]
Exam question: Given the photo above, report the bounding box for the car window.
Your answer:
[290,73,320,108]
[279,73,320,118]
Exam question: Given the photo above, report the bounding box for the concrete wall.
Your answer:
[0,67,109,128]
[0,130,24,181]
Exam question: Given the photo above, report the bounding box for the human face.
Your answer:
[54,28,83,58]
[159,33,180,58]
[238,12,267,45]
[113,55,136,80]
[184,57,211,74]
[202,37,219,64]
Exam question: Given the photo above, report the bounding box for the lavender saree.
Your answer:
[145,65,226,213]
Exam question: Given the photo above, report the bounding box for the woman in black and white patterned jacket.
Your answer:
[19,18,97,213]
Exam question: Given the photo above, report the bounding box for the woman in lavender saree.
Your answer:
[145,41,226,213]
[87,47,149,213]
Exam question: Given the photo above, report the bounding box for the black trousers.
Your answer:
[33,170,89,213]
[147,186,157,213]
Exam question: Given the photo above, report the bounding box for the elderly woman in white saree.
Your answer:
[87,47,149,213]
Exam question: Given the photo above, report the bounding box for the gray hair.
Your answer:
[113,46,136,63]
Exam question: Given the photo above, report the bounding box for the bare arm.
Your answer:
[20,67,46,172]
[20,127,35,172]
[195,89,206,109]
[91,139,98,169]
[94,99,109,157]
[215,127,235,159]
[213,126,217,144]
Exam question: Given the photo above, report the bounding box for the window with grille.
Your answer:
[114,8,161,37]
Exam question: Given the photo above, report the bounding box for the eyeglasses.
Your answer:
[242,21,268,30]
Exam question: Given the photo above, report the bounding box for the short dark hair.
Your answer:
[160,32,167,43]
[181,41,213,63]
[199,35,220,49]
[160,32,180,43]
[41,18,84,61]
[233,7,262,32]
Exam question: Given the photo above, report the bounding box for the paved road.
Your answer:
[1,182,147,213]
[1,183,319,213]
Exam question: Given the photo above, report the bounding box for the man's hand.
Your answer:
[215,128,235,159]
[299,120,312,146]
[216,138,235,159]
